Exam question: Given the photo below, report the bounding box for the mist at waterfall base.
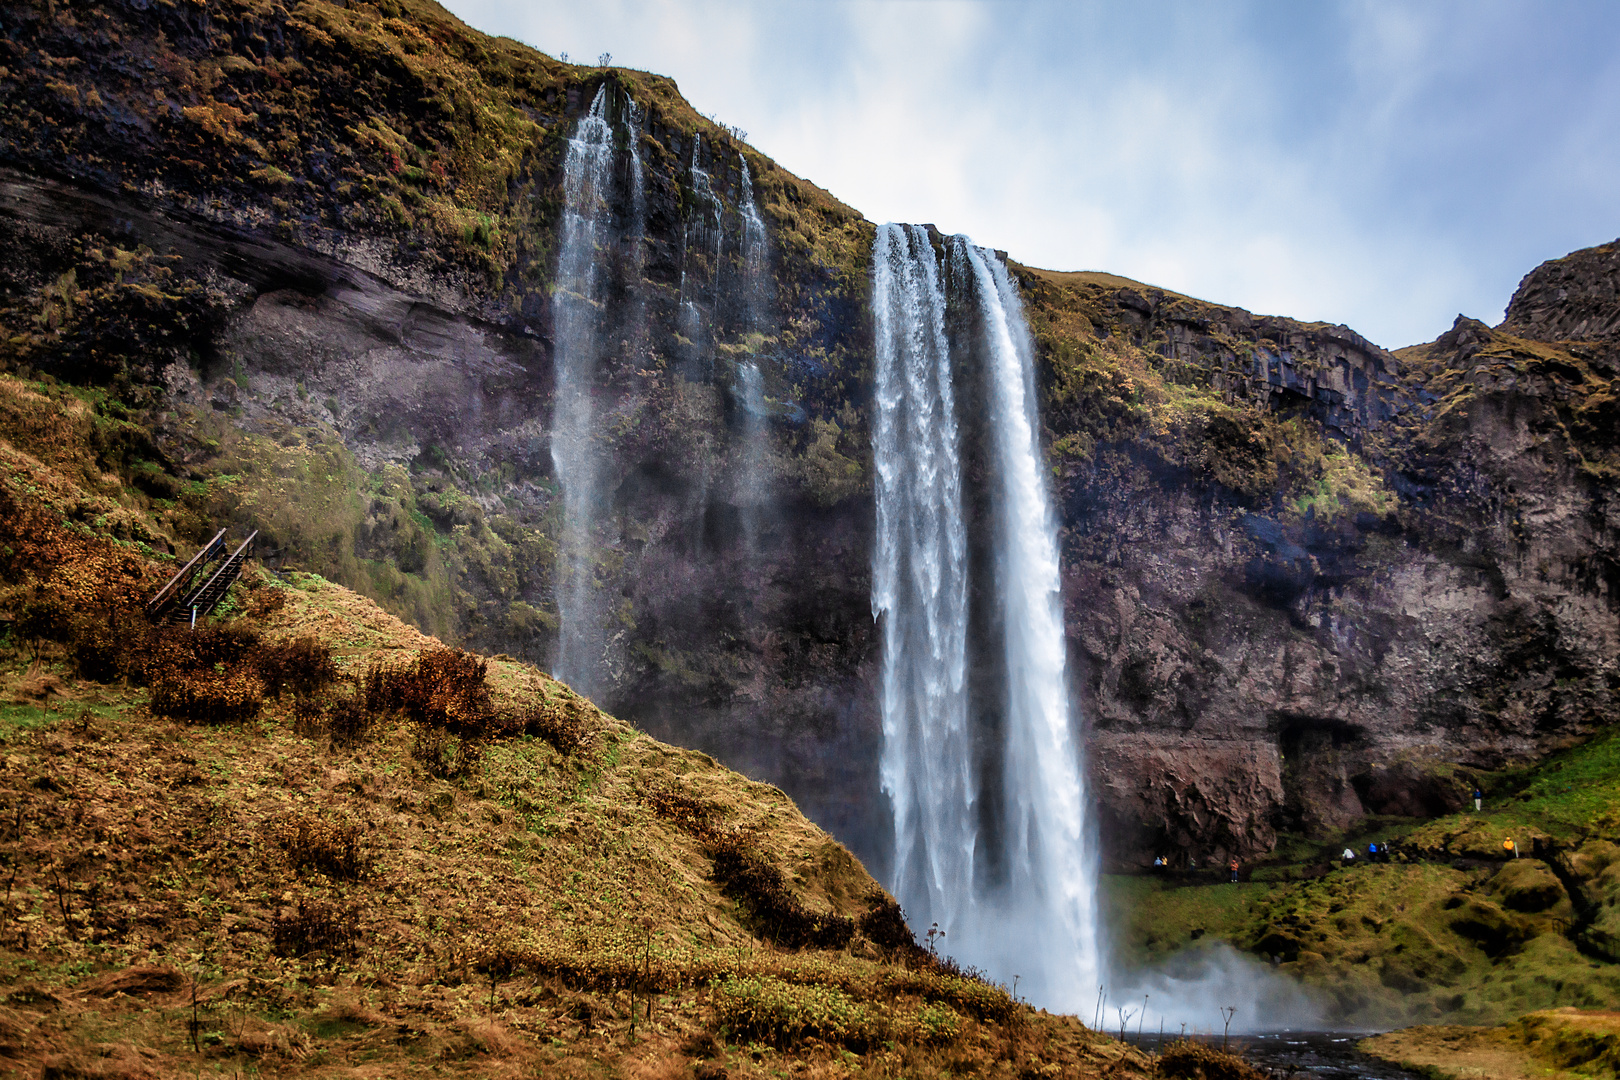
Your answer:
[1103,944,1329,1035]
[872,223,1326,1032]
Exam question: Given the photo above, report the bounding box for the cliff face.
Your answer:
[2,0,1618,874]
[1028,273,1620,861]
[0,0,886,851]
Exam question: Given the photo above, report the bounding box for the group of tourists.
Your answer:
[1142,784,1516,879]
[1341,840,1396,863]
[1147,854,1244,882]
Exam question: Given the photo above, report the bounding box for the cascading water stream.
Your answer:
[738,157,769,333]
[956,238,1100,1009]
[871,223,974,939]
[736,361,769,555]
[734,156,773,553]
[873,224,1100,1011]
[627,99,646,270]
[675,135,725,380]
[550,85,619,699]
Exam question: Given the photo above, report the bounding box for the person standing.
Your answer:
[1474,787,1484,812]
[1229,857,1240,883]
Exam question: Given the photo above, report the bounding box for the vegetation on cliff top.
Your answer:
[1016,263,1393,523]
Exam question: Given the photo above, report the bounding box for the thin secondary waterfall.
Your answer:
[676,135,724,378]
[627,100,646,269]
[957,238,1100,1009]
[871,223,974,939]
[873,223,1099,1011]
[550,86,618,698]
[736,361,768,554]
[738,156,768,332]
[734,156,772,553]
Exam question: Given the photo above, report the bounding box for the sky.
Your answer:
[440,0,1620,349]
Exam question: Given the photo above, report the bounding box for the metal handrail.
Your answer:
[179,530,258,618]
[146,528,227,617]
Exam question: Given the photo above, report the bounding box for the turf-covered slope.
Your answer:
[1100,723,1620,1028]
[0,370,1137,1080]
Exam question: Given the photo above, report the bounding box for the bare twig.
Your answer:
[1118,1005,1136,1041]
[189,971,202,1053]
[50,866,75,941]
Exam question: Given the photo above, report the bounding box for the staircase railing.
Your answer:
[173,530,258,626]
[145,528,227,619]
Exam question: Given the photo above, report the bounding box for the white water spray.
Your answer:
[550,86,619,698]
[733,156,774,552]
[871,223,974,939]
[736,361,769,554]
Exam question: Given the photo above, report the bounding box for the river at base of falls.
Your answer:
[1121,1032,1427,1080]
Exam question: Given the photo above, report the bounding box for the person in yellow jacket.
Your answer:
[1503,838,1518,858]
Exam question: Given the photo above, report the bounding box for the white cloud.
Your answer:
[443,0,1620,349]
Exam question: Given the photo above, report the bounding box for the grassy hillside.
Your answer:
[1101,729,1620,1028]
[0,366,1141,1077]
[1363,1009,1620,1080]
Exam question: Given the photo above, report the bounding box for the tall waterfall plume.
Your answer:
[672,134,725,382]
[957,238,1101,1008]
[871,223,974,939]
[549,85,621,699]
[736,361,769,555]
[871,224,1100,1011]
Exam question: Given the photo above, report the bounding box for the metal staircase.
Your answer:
[146,529,258,625]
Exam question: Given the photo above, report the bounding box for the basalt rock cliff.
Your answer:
[1,0,1617,875]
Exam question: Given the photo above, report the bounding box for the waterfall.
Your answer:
[627,100,646,271]
[871,223,974,939]
[738,156,769,332]
[734,156,773,553]
[675,135,724,379]
[872,224,1099,1011]
[685,136,724,303]
[956,238,1100,1009]
[736,361,768,554]
[549,85,618,699]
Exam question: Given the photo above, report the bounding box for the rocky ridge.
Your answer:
[0,0,1617,876]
